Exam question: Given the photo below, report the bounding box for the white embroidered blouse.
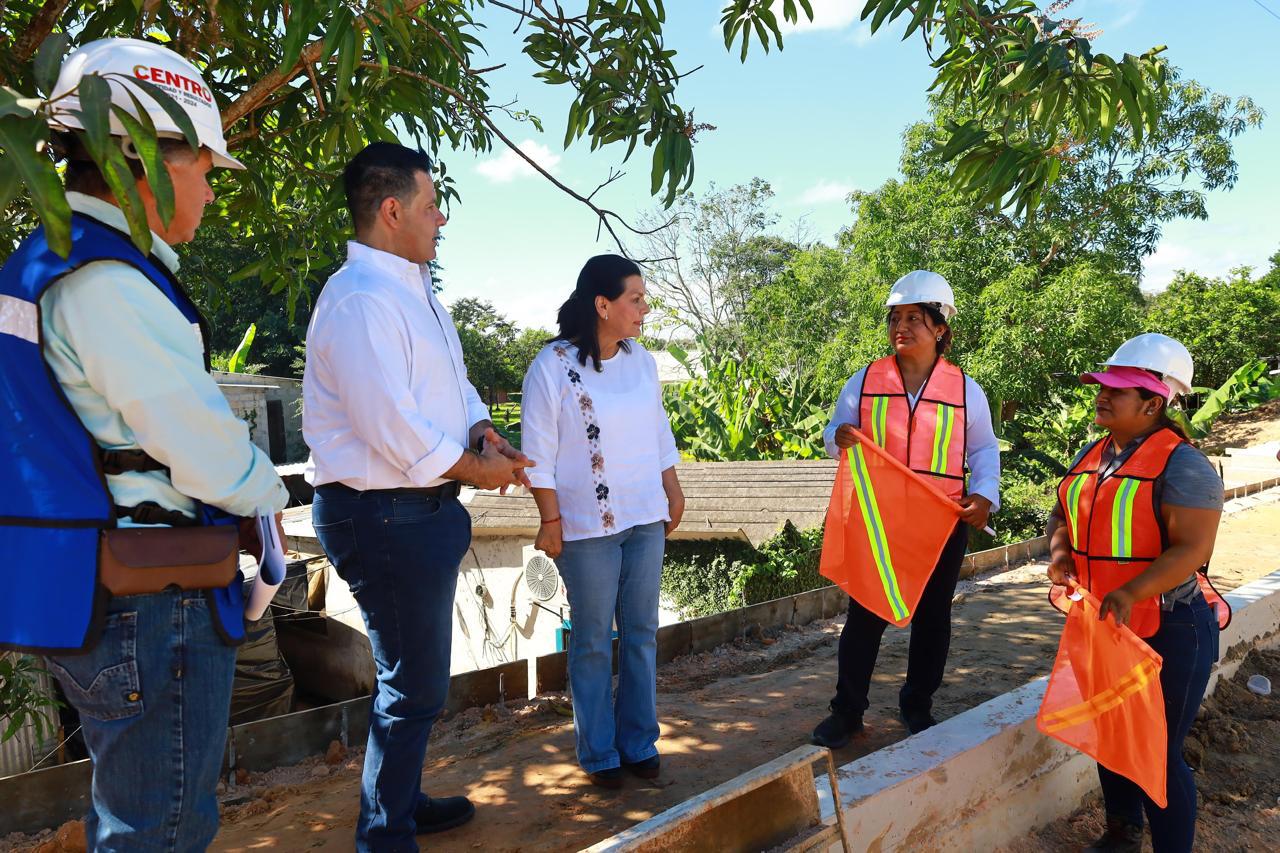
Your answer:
[520,341,680,541]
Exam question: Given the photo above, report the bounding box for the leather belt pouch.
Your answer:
[99,526,239,596]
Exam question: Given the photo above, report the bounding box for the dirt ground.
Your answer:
[1203,400,1280,456]
[1001,647,1280,853]
[9,495,1279,853]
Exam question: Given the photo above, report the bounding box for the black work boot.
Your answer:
[1084,818,1143,852]
[900,707,938,735]
[811,709,863,749]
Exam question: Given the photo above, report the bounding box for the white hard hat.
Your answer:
[885,270,957,320]
[1103,333,1195,397]
[48,38,242,170]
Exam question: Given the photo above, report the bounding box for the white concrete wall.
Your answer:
[217,383,271,454]
[213,372,307,462]
[321,535,569,675]
[814,567,1280,851]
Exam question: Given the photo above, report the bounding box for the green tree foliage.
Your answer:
[0,1,818,295]
[1145,265,1280,388]
[663,343,826,461]
[661,522,825,617]
[859,0,1171,214]
[1,654,60,745]
[180,227,323,376]
[2,1,1175,309]
[639,178,798,354]
[966,261,1143,414]
[450,297,551,404]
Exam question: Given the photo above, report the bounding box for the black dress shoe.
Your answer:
[811,711,864,749]
[1084,819,1143,852]
[623,755,661,779]
[587,767,624,789]
[414,795,475,834]
[900,708,938,734]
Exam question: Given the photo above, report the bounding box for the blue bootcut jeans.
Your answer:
[1097,594,1219,853]
[556,521,666,774]
[45,589,237,852]
[312,483,471,853]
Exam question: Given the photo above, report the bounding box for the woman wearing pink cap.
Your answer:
[1045,333,1230,853]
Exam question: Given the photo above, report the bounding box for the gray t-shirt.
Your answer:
[1067,437,1224,510]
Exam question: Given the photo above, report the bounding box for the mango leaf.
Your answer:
[112,93,175,227]
[0,86,41,120]
[34,33,72,96]
[116,75,199,150]
[0,117,72,257]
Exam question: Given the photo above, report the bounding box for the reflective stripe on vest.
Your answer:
[847,443,910,622]
[1055,429,1181,638]
[859,355,967,499]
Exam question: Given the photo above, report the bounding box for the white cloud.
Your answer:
[1140,237,1249,294]
[475,139,561,183]
[778,0,861,35]
[799,179,856,206]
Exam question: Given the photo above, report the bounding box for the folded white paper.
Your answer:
[245,514,286,621]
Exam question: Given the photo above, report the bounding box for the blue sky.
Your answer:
[432,0,1280,331]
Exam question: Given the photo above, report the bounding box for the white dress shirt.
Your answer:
[822,366,1001,509]
[303,241,490,489]
[521,342,681,541]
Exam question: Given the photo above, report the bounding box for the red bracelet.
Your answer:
[540,516,561,526]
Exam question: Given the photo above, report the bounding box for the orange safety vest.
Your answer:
[1056,428,1231,638]
[859,355,967,500]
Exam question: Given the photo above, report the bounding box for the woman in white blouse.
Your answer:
[521,254,684,789]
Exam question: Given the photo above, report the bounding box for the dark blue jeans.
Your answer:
[46,590,236,851]
[312,484,471,853]
[1098,594,1219,853]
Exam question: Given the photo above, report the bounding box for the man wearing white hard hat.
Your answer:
[0,38,286,849]
[812,270,1002,747]
[1046,333,1229,853]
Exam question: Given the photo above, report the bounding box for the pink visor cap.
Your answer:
[1079,365,1171,398]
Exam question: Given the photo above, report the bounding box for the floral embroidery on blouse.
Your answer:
[553,344,616,533]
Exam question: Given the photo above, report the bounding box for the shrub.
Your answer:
[661,522,829,618]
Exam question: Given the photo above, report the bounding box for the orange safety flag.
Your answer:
[1037,584,1168,808]
[819,431,961,627]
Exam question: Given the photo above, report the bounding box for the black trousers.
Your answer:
[830,522,969,718]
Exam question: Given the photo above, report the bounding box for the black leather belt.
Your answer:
[393,482,462,499]
[321,481,462,499]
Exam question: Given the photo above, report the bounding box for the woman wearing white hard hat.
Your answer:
[812,270,1002,747]
[1046,333,1229,853]
[0,38,287,850]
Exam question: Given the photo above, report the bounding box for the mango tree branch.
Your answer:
[12,0,72,61]
[362,61,675,259]
[221,0,433,131]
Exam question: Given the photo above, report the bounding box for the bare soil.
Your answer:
[8,497,1279,853]
[1202,400,1280,456]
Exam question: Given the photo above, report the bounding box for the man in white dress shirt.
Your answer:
[303,142,531,851]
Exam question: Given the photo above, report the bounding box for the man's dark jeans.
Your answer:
[313,483,471,853]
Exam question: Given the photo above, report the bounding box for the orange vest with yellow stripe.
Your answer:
[1056,428,1230,638]
[859,355,967,500]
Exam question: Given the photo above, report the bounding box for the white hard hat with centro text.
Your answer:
[48,38,243,170]
[885,270,957,320]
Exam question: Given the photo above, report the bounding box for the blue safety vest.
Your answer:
[0,214,246,654]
